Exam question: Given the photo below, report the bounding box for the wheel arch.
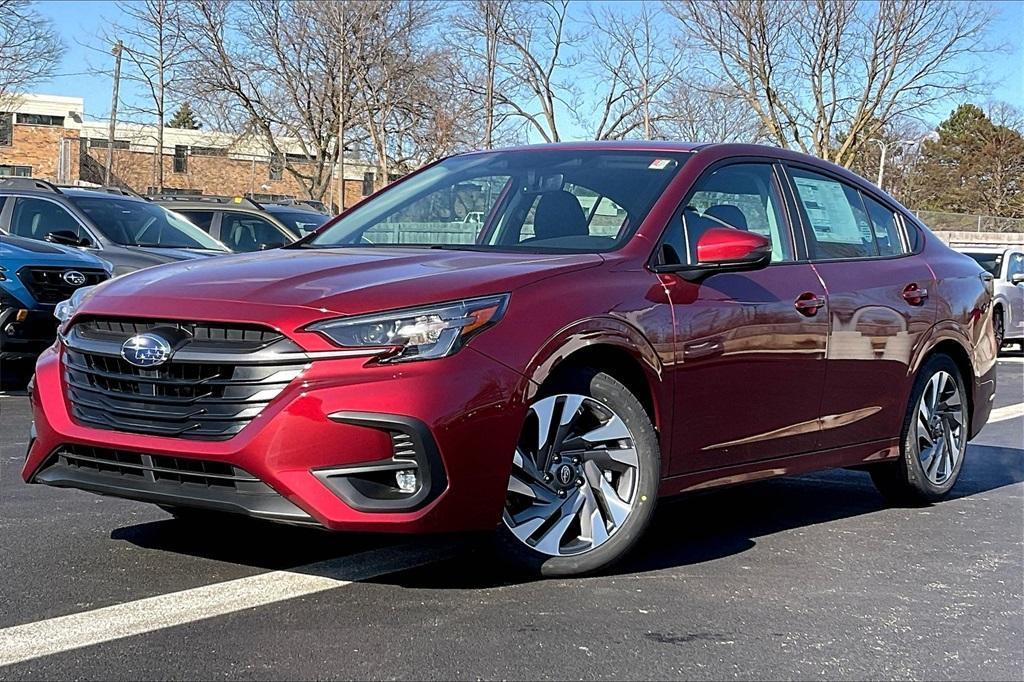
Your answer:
[520,316,667,436]
[915,332,977,436]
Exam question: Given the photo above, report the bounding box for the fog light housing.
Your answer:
[395,469,418,493]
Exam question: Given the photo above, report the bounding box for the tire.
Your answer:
[869,354,969,505]
[499,368,660,577]
[993,307,1005,352]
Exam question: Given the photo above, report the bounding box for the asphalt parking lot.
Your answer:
[0,355,1021,681]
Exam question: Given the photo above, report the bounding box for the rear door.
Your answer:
[663,161,830,474]
[783,164,937,450]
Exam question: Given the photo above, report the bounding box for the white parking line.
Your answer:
[0,541,460,668]
[988,403,1024,424]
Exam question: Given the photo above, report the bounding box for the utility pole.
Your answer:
[335,3,347,214]
[105,40,123,186]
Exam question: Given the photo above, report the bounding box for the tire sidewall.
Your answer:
[500,369,661,577]
[899,354,968,499]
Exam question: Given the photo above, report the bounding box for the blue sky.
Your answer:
[36,0,1024,136]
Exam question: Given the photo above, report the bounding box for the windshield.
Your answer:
[68,196,229,250]
[965,252,1002,276]
[271,210,330,237]
[308,150,690,252]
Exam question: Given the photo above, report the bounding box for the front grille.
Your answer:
[62,318,306,440]
[54,444,261,490]
[17,267,107,304]
[75,318,283,352]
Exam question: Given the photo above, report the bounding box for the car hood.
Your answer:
[86,247,603,318]
[88,246,602,315]
[0,234,108,269]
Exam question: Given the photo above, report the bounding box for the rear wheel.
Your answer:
[870,354,968,504]
[500,369,660,577]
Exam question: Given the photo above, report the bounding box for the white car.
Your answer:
[958,246,1024,348]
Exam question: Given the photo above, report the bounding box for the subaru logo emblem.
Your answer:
[120,333,172,367]
[62,270,87,286]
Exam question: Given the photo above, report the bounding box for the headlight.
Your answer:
[54,285,97,324]
[308,294,509,362]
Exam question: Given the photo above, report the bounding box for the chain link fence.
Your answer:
[914,210,1024,233]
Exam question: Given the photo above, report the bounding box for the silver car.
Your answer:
[959,246,1024,348]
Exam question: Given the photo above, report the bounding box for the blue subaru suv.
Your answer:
[0,231,110,361]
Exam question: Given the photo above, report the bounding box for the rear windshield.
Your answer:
[964,252,1002,276]
[308,150,690,253]
[69,196,228,251]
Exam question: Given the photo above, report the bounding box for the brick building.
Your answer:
[0,94,377,209]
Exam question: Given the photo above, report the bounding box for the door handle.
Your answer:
[794,292,826,316]
[902,283,928,305]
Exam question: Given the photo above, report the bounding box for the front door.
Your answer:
[784,164,937,450]
[662,162,829,475]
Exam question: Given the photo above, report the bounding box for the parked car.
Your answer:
[0,231,110,361]
[0,180,230,275]
[23,142,997,576]
[260,202,332,237]
[152,195,299,252]
[956,246,1024,348]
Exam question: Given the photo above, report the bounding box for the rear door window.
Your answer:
[862,195,906,256]
[220,212,291,252]
[789,167,877,260]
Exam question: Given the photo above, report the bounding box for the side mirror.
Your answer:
[46,230,91,247]
[1011,273,1024,285]
[654,227,771,281]
[696,227,772,267]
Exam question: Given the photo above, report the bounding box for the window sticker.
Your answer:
[648,159,672,170]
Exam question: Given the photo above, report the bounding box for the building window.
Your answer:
[89,138,130,149]
[0,113,11,146]
[190,146,226,157]
[0,165,33,177]
[362,172,375,196]
[269,154,284,181]
[16,113,65,127]
[173,145,188,173]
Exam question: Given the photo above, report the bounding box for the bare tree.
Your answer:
[493,0,580,143]
[448,0,515,149]
[180,0,352,200]
[655,79,768,143]
[0,0,62,110]
[666,0,995,166]
[582,2,680,140]
[101,0,190,190]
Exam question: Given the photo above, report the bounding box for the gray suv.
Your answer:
[0,180,230,275]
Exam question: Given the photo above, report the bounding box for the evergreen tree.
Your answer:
[913,104,1024,218]
[166,102,201,129]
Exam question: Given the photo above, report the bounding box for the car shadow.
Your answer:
[112,444,1024,589]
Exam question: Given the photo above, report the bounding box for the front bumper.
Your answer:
[23,343,529,533]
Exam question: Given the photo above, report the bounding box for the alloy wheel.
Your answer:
[503,394,640,557]
[914,370,967,486]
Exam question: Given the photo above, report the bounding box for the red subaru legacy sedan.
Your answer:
[23,142,997,576]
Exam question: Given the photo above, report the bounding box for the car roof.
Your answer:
[262,203,322,214]
[60,187,150,204]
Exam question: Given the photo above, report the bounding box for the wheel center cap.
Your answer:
[556,464,576,487]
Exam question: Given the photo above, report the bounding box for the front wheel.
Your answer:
[500,369,660,577]
[994,307,1005,351]
[870,354,968,504]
